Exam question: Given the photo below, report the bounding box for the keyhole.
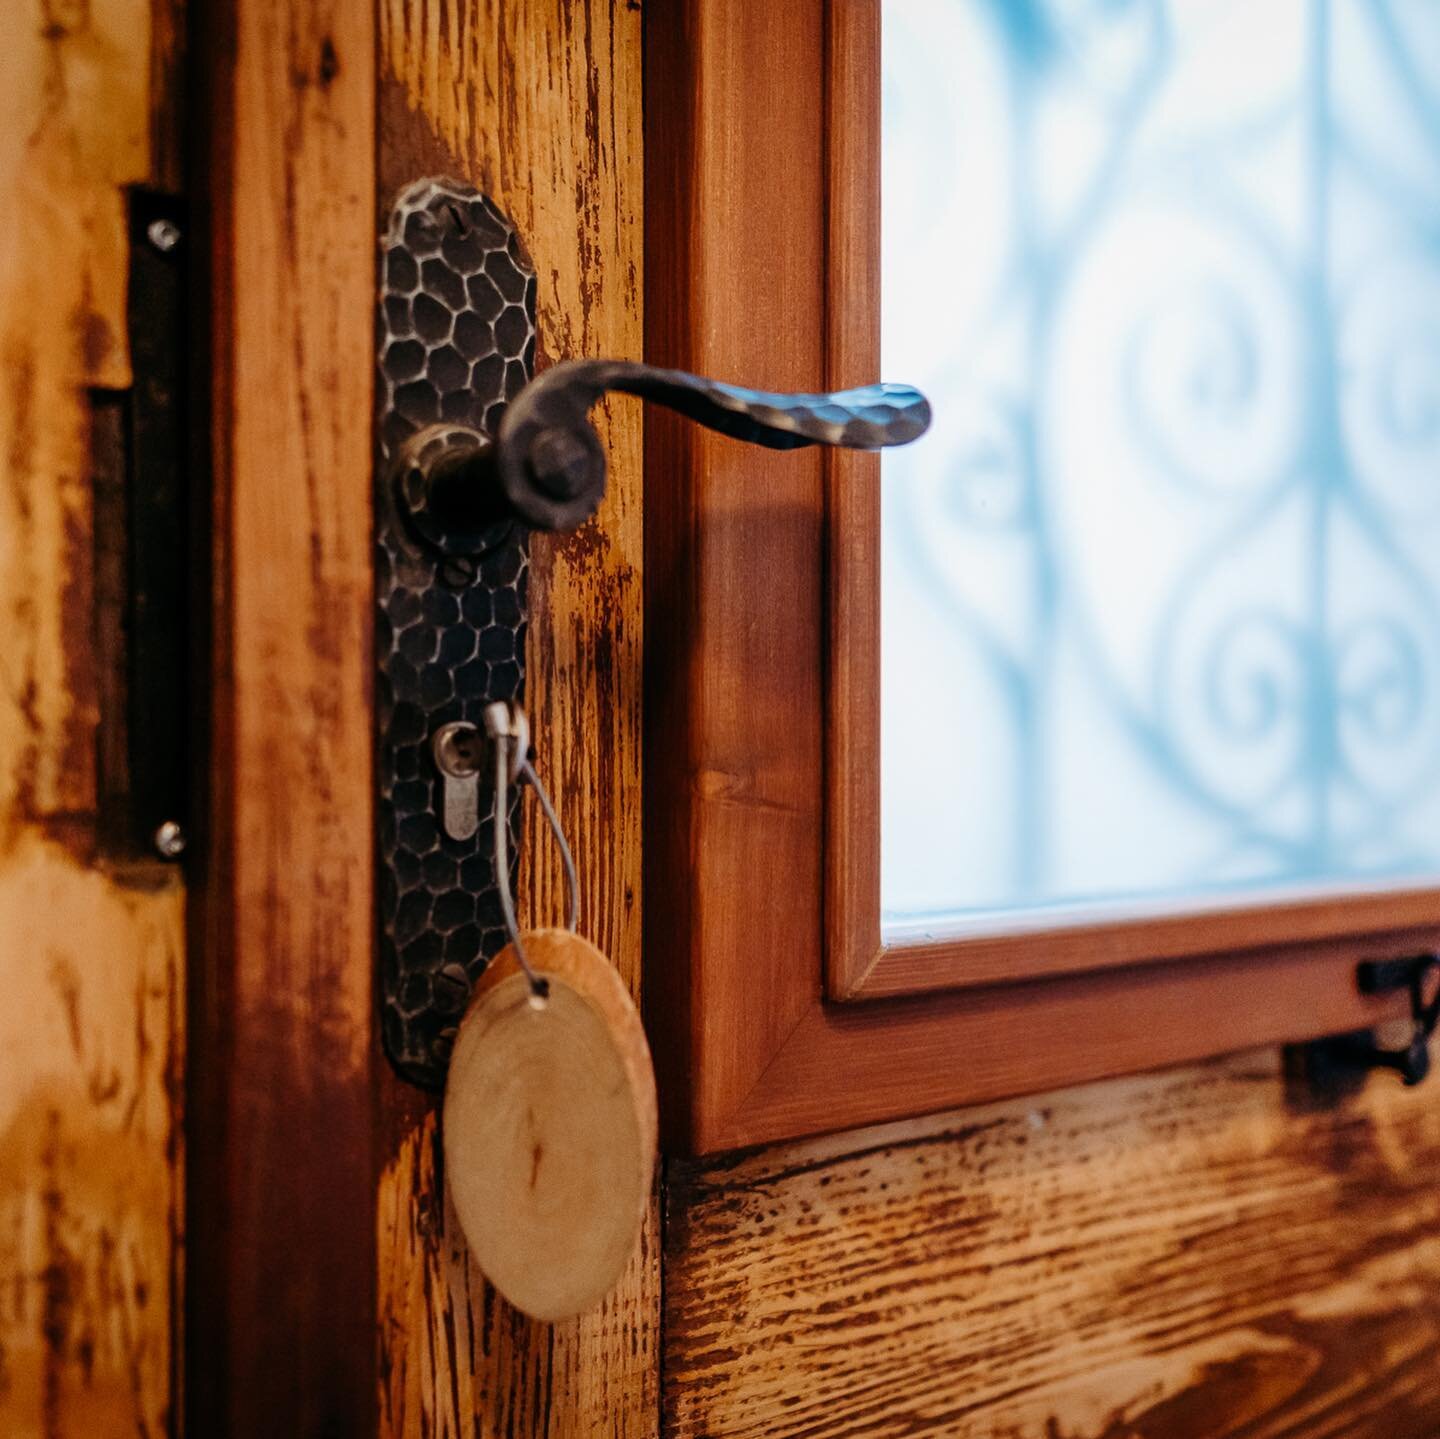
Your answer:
[432,721,483,841]
[451,728,480,772]
[434,721,482,779]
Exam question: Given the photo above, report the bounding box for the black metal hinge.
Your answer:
[91,188,190,862]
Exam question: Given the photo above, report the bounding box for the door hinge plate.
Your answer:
[92,187,190,863]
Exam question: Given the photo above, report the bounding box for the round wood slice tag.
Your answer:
[442,928,657,1320]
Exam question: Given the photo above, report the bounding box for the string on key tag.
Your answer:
[443,700,657,1321]
[482,700,578,1003]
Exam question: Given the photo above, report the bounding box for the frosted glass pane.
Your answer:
[881,0,1440,937]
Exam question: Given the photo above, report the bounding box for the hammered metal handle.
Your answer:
[400,359,932,542]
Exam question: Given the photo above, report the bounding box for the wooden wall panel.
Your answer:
[0,2,184,1435]
[665,1051,1440,1438]
[375,3,653,1436]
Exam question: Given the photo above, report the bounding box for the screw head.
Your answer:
[527,427,593,501]
[147,217,182,253]
[432,962,472,1015]
[153,820,187,860]
[439,555,478,589]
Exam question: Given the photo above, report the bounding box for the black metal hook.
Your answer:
[1354,954,1440,1085]
[1300,952,1439,1088]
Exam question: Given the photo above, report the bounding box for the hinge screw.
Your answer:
[153,820,187,860]
[147,217,182,253]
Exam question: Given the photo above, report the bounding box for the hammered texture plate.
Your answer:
[376,178,537,1088]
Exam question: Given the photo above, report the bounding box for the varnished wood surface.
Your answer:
[644,0,831,1152]
[186,0,378,1432]
[664,1048,1440,1438]
[856,893,1440,998]
[0,2,185,1434]
[375,2,655,1434]
[823,0,886,1004]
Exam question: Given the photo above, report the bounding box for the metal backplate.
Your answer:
[92,188,191,862]
[376,179,537,1088]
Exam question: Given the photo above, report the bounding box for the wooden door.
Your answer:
[189,2,656,1428]
[188,1,652,1436]
[6,4,1440,1439]
[648,5,1440,1436]
[0,1,651,1436]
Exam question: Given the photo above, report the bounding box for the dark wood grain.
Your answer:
[186,1,378,1433]
[643,0,1433,1155]
[664,1049,1440,1438]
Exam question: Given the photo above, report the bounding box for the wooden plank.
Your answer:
[644,0,830,1149]
[823,0,886,1003]
[186,0,377,1433]
[0,2,185,1435]
[374,2,655,1434]
[665,1049,1440,1438]
[857,893,1440,1002]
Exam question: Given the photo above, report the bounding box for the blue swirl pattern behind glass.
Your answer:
[881,0,1440,934]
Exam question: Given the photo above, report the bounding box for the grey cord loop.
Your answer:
[484,701,579,1000]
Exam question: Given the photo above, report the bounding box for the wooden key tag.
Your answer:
[442,927,657,1321]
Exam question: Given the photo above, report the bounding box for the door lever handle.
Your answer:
[395,359,931,544]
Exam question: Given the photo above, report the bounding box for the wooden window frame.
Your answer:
[644,0,1438,1155]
